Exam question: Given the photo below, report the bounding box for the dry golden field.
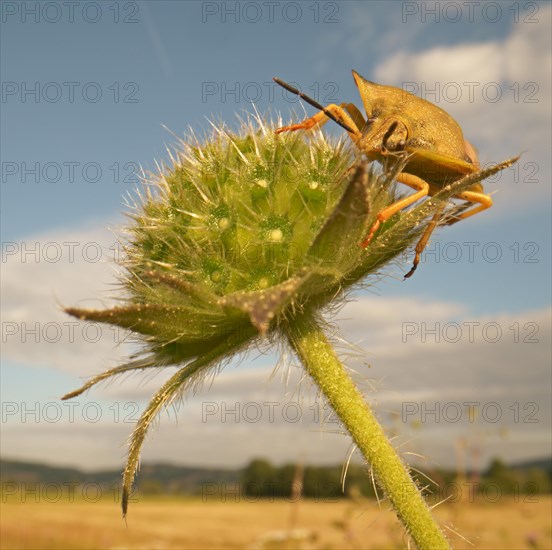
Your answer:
[1,495,551,549]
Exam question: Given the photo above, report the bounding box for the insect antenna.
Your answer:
[273,77,355,133]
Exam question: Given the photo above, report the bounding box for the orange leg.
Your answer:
[403,204,445,279]
[275,103,363,141]
[361,173,430,248]
[404,190,492,277]
[447,190,493,224]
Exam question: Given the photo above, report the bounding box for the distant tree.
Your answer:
[140,479,163,495]
[523,468,551,494]
[483,458,523,493]
[241,459,279,497]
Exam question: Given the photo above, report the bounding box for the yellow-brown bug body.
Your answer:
[355,77,479,187]
[274,71,515,277]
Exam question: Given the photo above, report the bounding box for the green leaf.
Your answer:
[307,162,371,268]
[218,275,304,334]
[65,304,222,344]
[121,330,254,516]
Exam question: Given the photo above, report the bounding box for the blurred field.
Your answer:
[1,495,550,549]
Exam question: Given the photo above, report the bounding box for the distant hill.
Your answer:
[0,458,239,494]
[508,457,552,473]
[2,456,551,496]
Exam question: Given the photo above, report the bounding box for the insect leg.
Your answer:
[447,190,493,224]
[275,103,363,141]
[361,173,430,247]
[273,77,359,134]
[404,204,446,279]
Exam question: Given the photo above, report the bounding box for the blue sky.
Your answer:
[1,1,551,472]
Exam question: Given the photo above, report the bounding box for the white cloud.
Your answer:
[3,231,550,470]
[3,320,550,469]
[375,43,504,87]
[1,222,134,376]
[370,6,551,209]
[373,6,552,105]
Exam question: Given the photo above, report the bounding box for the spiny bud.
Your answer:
[62,113,499,516]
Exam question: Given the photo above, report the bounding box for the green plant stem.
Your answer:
[285,312,450,550]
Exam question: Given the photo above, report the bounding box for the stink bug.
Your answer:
[273,71,519,278]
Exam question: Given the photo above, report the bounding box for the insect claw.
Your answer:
[403,264,418,279]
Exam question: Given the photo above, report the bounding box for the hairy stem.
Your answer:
[284,312,450,550]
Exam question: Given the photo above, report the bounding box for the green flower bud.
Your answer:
[62,113,515,518]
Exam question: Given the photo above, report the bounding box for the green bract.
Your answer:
[62,114,509,520]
